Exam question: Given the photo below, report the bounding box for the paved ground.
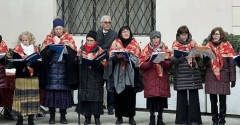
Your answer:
[0,107,239,125]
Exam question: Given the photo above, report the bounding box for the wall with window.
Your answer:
[1,0,240,115]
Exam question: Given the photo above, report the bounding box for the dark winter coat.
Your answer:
[39,46,78,90]
[171,56,203,90]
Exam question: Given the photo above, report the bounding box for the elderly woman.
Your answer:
[108,26,142,125]
[40,17,77,124]
[204,27,236,125]
[12,31,41,125]
[76,31,106,125]
[140,31,172,125]
[171,25,202,125]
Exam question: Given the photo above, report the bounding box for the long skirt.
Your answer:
[43,90,73,109]
[114,87,136,118]
[76,101,103,116]
[12,78,40,116]
[147,97,168,112]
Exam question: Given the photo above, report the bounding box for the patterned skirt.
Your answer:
[43,90,73,109]
[12,78,40,116]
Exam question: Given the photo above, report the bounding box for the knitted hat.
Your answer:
[53,19,64,28]
[86,30,97,40]
[150,31,161,40]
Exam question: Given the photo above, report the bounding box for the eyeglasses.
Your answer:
[213,33,220,36]
[103,21,111,24]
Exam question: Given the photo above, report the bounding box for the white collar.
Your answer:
[20,43,34,56]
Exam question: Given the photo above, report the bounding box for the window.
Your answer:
[56,0,156,35]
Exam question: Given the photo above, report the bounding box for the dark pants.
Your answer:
[175,89,202,124]
[210,94,226,124]
[106,80,114,111]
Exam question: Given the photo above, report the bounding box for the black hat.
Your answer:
[86,30,97,40]
[0,35,2,42]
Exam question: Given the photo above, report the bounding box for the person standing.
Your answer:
[12,31,41,125]
[204,27,236,125]
[40,17,77,124]
[171,25,202,125]
[140,31,172,125]
[108,26,142,125]
[96,15,117,115]
[76,31,106,125]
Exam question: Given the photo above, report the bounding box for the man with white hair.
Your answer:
[96,15,117,115]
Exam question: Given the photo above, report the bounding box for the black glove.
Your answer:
[231,81,236,88]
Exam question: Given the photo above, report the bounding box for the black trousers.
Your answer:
[175,89,202,124]
[210,94,226,123]
[106,80,114,111]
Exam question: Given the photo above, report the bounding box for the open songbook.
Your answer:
[49,44,68,62]
[174,46,215,59]
[149,52,166,63]
[174,50,189,58]
[8,52,41,65]
[111,50,129,60]
[81,51,107,65]
[0,52,6,59]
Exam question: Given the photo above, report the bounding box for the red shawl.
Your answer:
[0,40,8,52]
[140,42,172,77]
[206,41,236,80]
[109,38,141,70]
[172,40,198,68]
[42,32,77,51]
[13,44,39,76]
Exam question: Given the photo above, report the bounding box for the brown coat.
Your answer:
[205,57,236,95]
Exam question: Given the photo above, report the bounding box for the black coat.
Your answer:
[172,56,203,90]
[96,29,117,52]
[78,46,105,102]
[39,45,78,90]
[12,52,41,78]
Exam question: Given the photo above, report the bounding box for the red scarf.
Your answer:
[206,41,235,80]
[109,38,141,70]
[0,40,8,52]
[140,42,172,77]
[172,40,198,68]
[84,42,98,53]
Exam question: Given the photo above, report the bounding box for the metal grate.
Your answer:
[56,0,156,35]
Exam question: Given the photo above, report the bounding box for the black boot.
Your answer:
[28,115,35,125]
[115,117,123,124]
[16,115,23,125]
[149,111,155,125]
[94,115,101,125]
[157,113,165,125]
[49,108,55,124]
[84,116,91,125]
[3,107,14,120]
[60,109,68,124]
[129,117,136,125]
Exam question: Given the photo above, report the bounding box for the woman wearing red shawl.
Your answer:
[40,17,77,124]
[108,26,142,125]
[171,25,202,125]
[204,27,236,125]
[76,31,106,125]
[12,31,41,125]
[140,31,172,125]
[0,35,8,90]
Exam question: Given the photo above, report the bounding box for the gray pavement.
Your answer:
[0,107,239,125]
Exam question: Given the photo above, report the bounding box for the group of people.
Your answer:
[0,15,238,125]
